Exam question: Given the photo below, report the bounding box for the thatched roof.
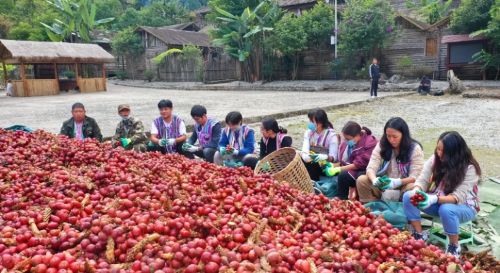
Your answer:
[137,26,213,48]
[278,0,318,7]
[0,39,115,64]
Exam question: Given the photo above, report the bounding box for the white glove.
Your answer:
[388,178,403,189]
[406,188,418,198]
[232,149,239,156]
[312,154,328,163]
[167,138,176,146]
[301,152,312,162]
[188,146,199,153]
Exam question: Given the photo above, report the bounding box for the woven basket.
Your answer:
[255,147,313,193]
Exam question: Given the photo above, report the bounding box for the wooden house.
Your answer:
[130,26,238,82]
[0,39,114,97]
[380,15,451,80]
[441,34,491,80]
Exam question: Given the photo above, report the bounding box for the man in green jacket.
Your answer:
[111,104,148,152]
[60,102,103,142]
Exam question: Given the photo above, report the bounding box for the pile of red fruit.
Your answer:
[225,145,234,154]
[410,192,426,207]
[0,129,497,273]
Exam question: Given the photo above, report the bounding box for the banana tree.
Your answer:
[210,2,272,82]
[41,0,114,43]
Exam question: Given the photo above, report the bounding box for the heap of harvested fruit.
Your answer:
[0,129,497,272]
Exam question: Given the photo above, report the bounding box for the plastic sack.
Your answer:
[313,176,338,198]
[4,125,34,133]
[364,200,407,229]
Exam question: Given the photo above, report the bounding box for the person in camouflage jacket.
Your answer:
[111,104,148,152]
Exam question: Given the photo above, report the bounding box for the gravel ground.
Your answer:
[253,93,500,177]
[0,83,401,136]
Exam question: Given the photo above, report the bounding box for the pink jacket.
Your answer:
[338,132,378,179]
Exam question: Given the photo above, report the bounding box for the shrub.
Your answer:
[144,69,155,82]
[115,71,128,80]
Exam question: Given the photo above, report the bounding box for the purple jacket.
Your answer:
[338,132,378,179]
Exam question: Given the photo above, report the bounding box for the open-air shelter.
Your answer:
[0,39,115,97]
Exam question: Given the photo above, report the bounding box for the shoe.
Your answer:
[446,244,461,258]
[411,230,429,241]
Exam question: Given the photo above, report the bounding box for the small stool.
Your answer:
[423,214,474,248]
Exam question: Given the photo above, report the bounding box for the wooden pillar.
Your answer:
[102,63,107,91]
[1,61,8,86]
[75,63,80,91]
[20,63,29,97]
[54,63,60,93]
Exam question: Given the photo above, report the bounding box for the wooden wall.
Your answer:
[271,48,335,80]
[12,79,59,97]
[78,78,106,92]
[381,21,439,78]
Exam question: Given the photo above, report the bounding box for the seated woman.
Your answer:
[214,111,258,168]
[335,121,377,200]
[300,109,339,181]
[259,117,292,159]
[402,131,481,258]
[357,117,424,203]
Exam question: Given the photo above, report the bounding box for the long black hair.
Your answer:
[342,121,371,137]
[433,131,481,194]
[380,117,420,163]
[313,109,333,130]
[262,117,287,134]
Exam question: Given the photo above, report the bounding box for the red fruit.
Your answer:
[204,262,219,273]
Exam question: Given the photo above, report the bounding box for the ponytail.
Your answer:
[342,121,370,137]
[362,126,372,135]
[278,126,288,134]
[262,117,287,134]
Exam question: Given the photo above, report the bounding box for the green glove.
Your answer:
[120,138,132,147]
[324,165,341,177]
[416,190,439,210]
[219,147,227,155]
[224,160,243,168]
[261,161,271,172]
[374,176,392,190]
[182,143,192,152]
[160,139,168,147]
[147,141,155,147]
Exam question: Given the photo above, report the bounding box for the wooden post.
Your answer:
[75,63,80,91]
[1,61,8,86]
[102,63,107,91]
[20,63,29,97]
[54,63,60,93]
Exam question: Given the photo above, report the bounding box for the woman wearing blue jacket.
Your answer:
[214,111,258,169]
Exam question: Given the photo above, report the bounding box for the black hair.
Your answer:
[307,109,317,121]
[262,117,287,134]
[313,109,334,130]
[380,117,420,163]
[342,121,371,137]
[158,99,173,109]
[433,131,481,195]
[71,102,85,111]
[225,111,243,125]
[190,105,207,118]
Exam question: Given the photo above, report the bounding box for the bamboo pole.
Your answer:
[1,61,8,87]
[20,63,29,97]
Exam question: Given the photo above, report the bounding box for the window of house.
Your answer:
[79,64,102,78]
[57,64,76,80]
[24,64,56,79]
[6,65,21,80]
[425,38,437,57]
[449,42,483,64]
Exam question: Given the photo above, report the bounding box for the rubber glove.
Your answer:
[159,139,168,147]
[301,152,312,162]
[324,166,341,177]
[373,176,389,189]
[232,149,239,156]
[120,138,131,147]
[167,138,176,146]
[182,143,191,151]
[406,188,418,198]
[187,146,199,153]
[224,160,243,168]
[416,190,438,210]
[225,145,234,154]
[261,161,271,172]
[219,147,227,155]
[147,141,155,148]
[312,154,328,163]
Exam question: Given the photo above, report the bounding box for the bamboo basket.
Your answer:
[254,147,313,193]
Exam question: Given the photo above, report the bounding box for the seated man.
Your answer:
[60,102,102,142]
[418,76,431,95]
[183,105,221,163]
[111,104,148,152]
[149,99,187,154]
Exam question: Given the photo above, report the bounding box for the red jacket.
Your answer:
[338,132,378,179]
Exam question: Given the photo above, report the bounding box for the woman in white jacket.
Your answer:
[403,131,481,258]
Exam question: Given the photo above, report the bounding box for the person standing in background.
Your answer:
[369,58,381,98]
[5,80,13,96]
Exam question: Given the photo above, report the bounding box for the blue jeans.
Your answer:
[402,191,476,235]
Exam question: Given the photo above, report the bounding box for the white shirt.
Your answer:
[301,129,339,161]
[150,119,186,137]
[6,83,13,96]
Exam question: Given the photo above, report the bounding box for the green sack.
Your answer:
[364,200,407,230]
[313,176,338,198]
[4,125,34,133]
